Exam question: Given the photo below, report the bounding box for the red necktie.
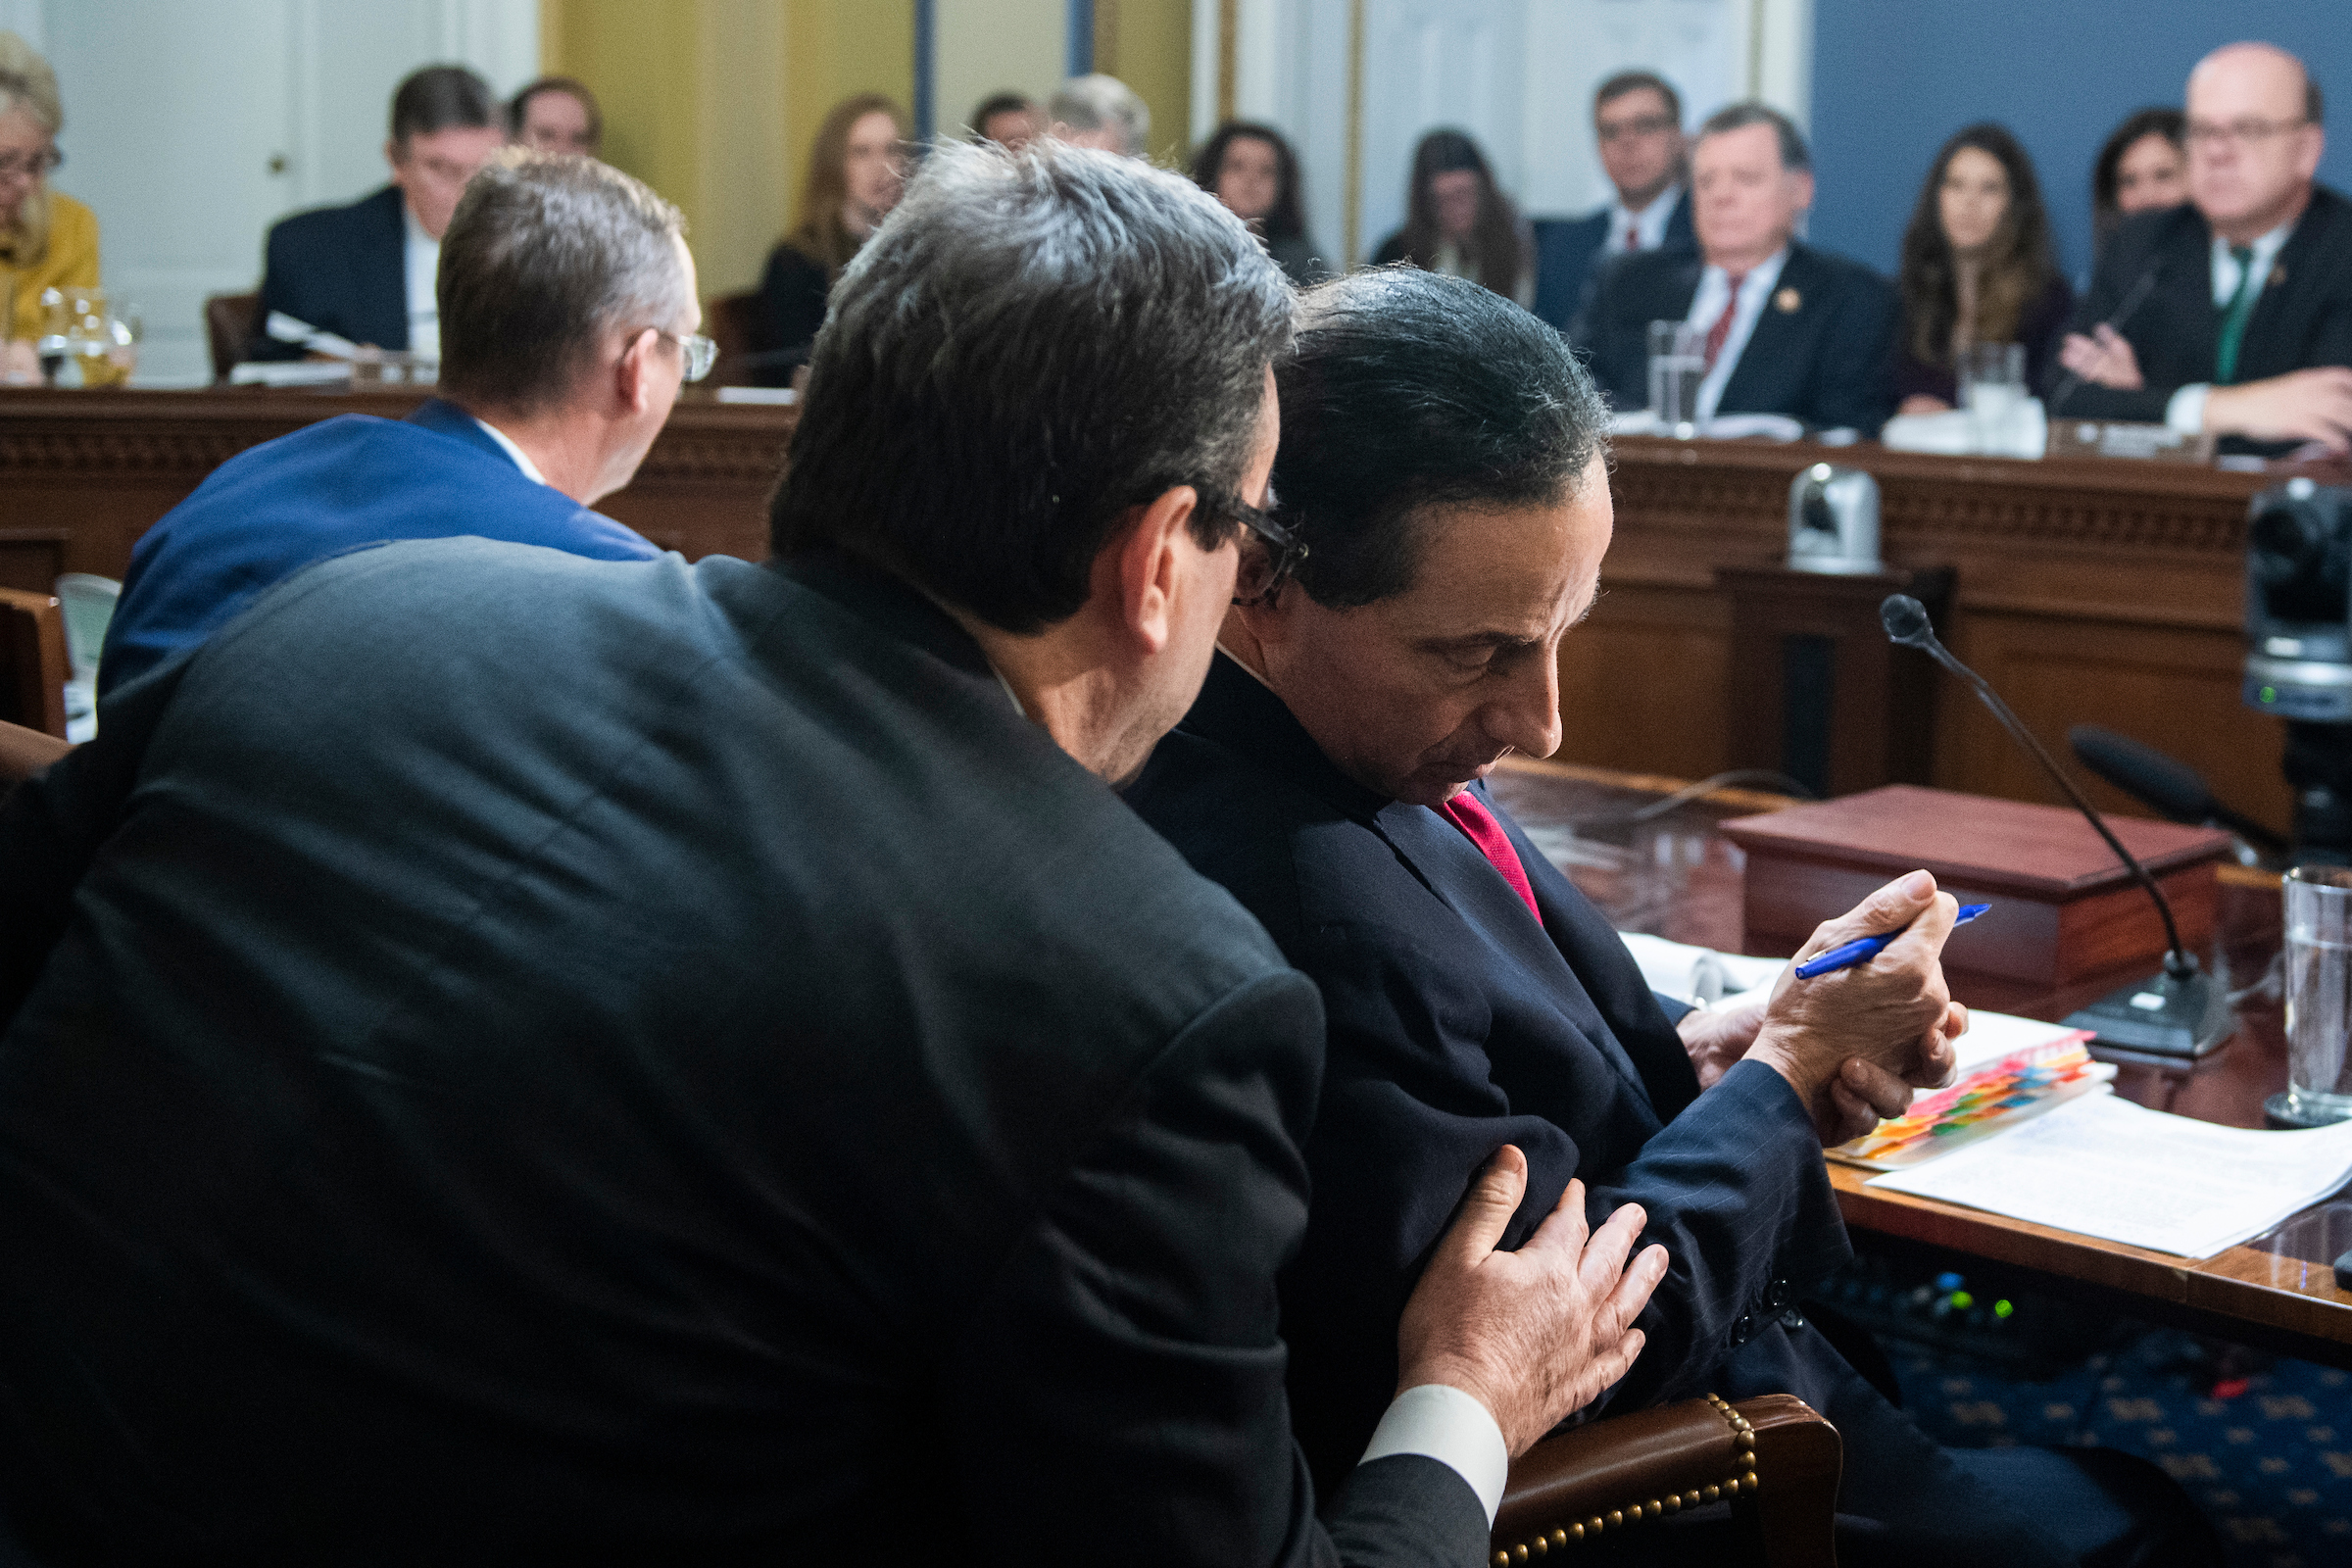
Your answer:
[1440,791,1543,923]
[1702,271,1748,372]
[1623,222,1640,252]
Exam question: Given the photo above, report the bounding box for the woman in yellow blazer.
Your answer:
[1,30,98,372]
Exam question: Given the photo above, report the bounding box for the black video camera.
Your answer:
[2244,479,2352,860]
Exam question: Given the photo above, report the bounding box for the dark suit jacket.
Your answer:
[1581,240,1900,434]
[99,396,658,696]
[2046,184,2352,433]
[0,545,1478,1565]
[1531,190,1694,338]
[1126,656,1854,1499]
[752,241,832,384]
[247,184,411,361]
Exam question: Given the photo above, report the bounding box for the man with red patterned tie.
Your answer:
[1528,71,1695,337]
[1577,103,1899,436]
[1128,266,2222,1568]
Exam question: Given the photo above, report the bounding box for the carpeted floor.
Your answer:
[1891,1329,2352,1566]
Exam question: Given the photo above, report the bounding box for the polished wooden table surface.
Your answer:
[0,384,798,588]
[1487,755,2352,1365]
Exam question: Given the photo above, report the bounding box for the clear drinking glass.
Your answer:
[2280,865,2352,1126]
[1646,319,1705,437]
[1961,341,2027,455]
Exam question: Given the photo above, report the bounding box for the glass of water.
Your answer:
[2279,865,2352,1126]
[1646,319,1705,437]
[1961,342,2027,455]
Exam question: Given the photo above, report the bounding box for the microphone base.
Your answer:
[2061,965,2234,1061]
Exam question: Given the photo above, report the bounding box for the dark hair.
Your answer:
[1191,121,1307,242]
[771,140,1295,634]
[969,92,1037,139]
[1898,122,2057,368]
[1695,101,1809,172]
[1272,268,1608,609]
[1396,129,1528,300]
[438,150,688,415]
[507,75,603,149]
[1593,71,1681,126]
[390,65,497,150]
[2091,107,2185,247]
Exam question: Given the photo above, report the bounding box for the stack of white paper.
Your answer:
[1869,1093,2352,1258]
[1615,931,1785,1007]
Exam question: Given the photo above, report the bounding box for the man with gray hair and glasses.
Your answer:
[0,139,1662,1562]
[99,149,704,693]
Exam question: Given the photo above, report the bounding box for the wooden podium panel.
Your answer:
[1563,438,2300,836]
[1721,784,2232,984]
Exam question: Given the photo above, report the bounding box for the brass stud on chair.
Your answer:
[1587,1515,1604,1535]
[1531,1534,1547,1556]
[1513,1544,1530,1563]
[1549,1528,1568,1548]
[1493,1551,1510,1567]
[1569,1523,1586,1542]
[1663,1494,1681,1514]
[1704,1485,1721,1502]
[1607,1509,1623,1529]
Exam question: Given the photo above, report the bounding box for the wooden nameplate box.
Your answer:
[1719,785,2232,985]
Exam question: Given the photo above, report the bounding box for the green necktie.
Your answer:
[2215,245,2261,385]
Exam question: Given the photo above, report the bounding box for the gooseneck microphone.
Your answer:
[1881,595,2230,1057]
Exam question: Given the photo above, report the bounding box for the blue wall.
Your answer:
[1808,1,2352,285]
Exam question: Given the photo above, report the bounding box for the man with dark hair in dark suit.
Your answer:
[0,141,1665,1565]
[2054,42,2352,455]
[244,64,504,363]
[104,151,692,693]
[1580,102,1898,435]
[1130,265,2222,1568]
[1530,70,1695,337]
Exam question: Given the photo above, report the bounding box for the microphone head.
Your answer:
[2068,724,2215,823]
[1880,594,1934,648]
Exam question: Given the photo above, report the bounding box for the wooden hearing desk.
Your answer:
[0,384,798,588]
[1488,755,2352,1369]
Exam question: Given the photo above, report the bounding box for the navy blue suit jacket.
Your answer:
[1531,190,1694,338]
[1581,240,1899,434]
[0,547,1478,1565]
[1126,656,1853,1497]
[100,397,659,695]
[247,184,410,361]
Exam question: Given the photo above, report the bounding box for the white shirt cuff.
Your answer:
[2166,383,2211,435]
[1357,1383,1510,1526]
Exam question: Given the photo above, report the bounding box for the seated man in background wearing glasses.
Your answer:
[2053,41,2352,455]
[99,150,701,695]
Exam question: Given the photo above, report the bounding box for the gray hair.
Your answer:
[771,138,1294,634]
[1696,101,1810,172]
[437,149,688,415]
[1048,74,1150,157]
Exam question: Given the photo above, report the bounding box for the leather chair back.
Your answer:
[205,292,261,381]
[0,587,71,740]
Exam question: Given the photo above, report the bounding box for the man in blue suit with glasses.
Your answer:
[101,150,710,696]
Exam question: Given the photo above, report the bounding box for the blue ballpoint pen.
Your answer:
[1791,904,1990,979]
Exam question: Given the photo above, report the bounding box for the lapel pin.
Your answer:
[1774,287,1801,314]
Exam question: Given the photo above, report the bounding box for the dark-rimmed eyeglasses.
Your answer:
[658,329,717,383]
[1219,495,1309,607]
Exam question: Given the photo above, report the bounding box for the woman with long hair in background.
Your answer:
[1370,128,1532,306]
[1892,122,2072,414]
[1191,120,1329,285]
[754,93,908,382]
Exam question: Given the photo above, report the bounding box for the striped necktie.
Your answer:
[2216,246,2261,385]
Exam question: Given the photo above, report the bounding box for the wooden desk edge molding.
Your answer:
[0,386,800,587]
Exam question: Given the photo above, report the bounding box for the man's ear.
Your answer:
[612,326,658,416]
[1111,485,1204,657]
[1790,169,1816,215]
[385,139,405,180]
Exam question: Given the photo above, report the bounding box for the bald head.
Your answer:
[2185,41,2325,242]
